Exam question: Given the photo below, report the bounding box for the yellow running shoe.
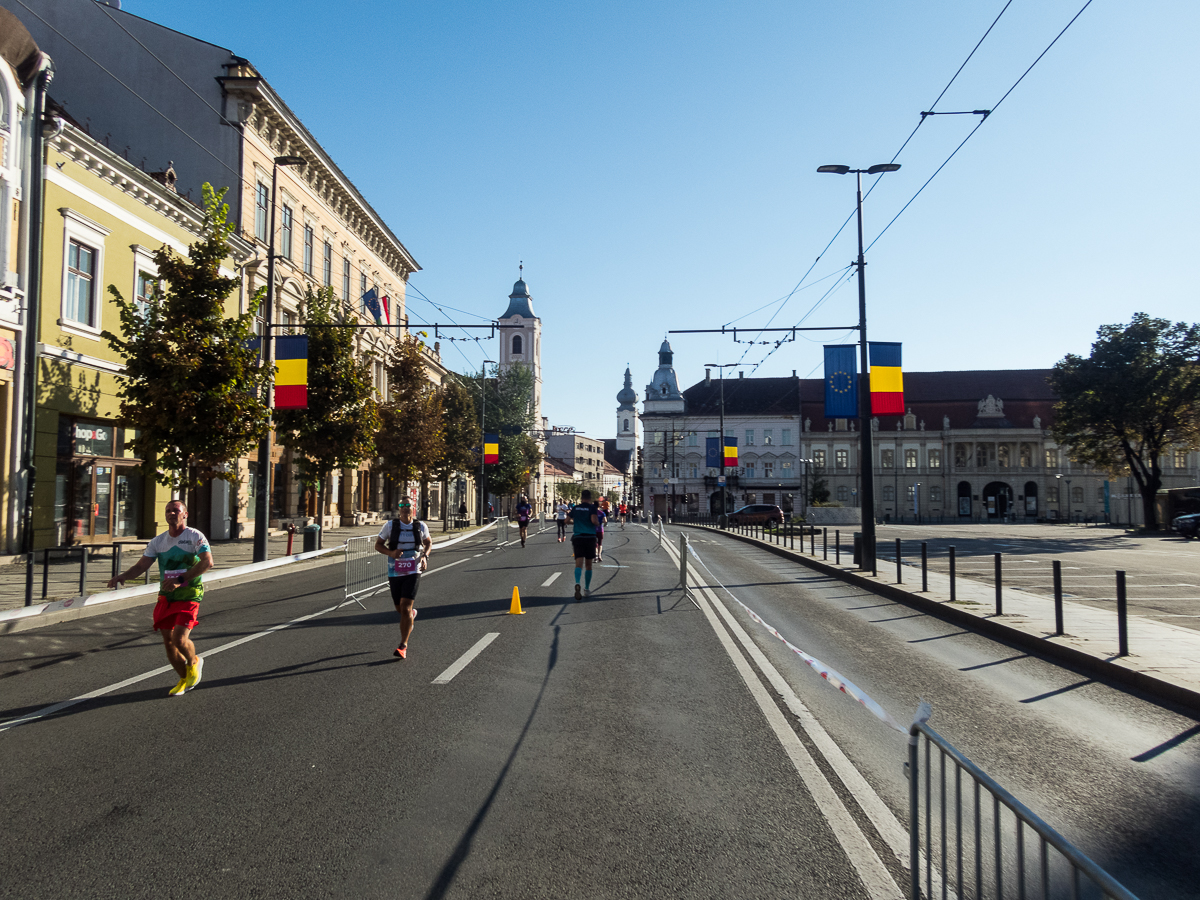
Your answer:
[168,677,187,696]
[181,657,204,694]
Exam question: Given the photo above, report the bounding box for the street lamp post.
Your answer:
[706,363,738,527]
[798,458,814,519]
[253,154,307,563]
[914,482,921,523]
[818,162,901,570]
[1066,477,1073,524]
[478,359,496,525]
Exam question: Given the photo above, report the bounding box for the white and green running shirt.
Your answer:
[142,526,211,602]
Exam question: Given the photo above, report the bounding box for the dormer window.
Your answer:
[512,335,522,355]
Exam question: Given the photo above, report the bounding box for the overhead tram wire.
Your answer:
[739,0,1078,374]
[402,284,491,371]
[9,0,242,184]
[865,0,1097,254]
[729,2,1016,358]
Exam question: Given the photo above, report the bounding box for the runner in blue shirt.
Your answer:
[567,490,600,600]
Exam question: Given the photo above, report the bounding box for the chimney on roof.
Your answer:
[705,368,711,385]
[739,371,744,379]
[792,370,796,377]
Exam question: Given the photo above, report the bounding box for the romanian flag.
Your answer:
[869,342,904,415]
[824,344,858,418]
[723,438,738,468]
[484,433,499,464]
[275,335,308,409]
[381,295,391,325]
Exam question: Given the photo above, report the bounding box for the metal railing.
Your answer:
[344,535,384,607]
[909,720,1139,900]
[495,516,509,545]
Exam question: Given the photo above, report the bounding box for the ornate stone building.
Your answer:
[640,347,1199,525]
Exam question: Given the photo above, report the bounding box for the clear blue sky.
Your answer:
[125,0,1200,441]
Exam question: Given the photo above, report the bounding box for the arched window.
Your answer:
[623,418,629,432]
[512,334,522,354]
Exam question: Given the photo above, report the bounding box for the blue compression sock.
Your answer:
[585,569,593,590]
[575,566,582,584]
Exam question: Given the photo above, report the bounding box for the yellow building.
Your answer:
[31,121,252,549]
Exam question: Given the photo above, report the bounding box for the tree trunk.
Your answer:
[317,472,327,549]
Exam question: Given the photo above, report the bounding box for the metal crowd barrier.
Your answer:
[495,516,509,545]
[909,720,1139,900]
[344,535,385,607]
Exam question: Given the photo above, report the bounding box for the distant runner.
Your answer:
[107,499,213,697]
[516,494,533,547]
[555,500,569,542]
[568,490,600,600]
[375,498,432,659]
[595,503,608,562]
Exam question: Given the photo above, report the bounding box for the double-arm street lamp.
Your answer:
[478,359,496,525]
[253,154,307,563]
[817,162,901,571]
[798,458,815,518]
[706,362,739,527]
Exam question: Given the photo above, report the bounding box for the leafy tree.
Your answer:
[809,471,831,505]
[1049,313,1200,530]
[468,363,542,501]
[376,333,444,491]
[555,481,582,502]
[274,285,380,522]
[102,184,269,489]
[431,374,479,526]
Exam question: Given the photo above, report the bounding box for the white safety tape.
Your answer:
[687,543,907,734]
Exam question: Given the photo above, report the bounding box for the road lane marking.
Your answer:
[432,633,499,684]
[0,554,477,735]
[661,538,905,900]
[541,572,562,587]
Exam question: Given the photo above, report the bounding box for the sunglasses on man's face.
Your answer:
[399,504,412,510]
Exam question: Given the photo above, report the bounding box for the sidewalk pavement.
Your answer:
[678,523,1200,714]
[0,519,496,634]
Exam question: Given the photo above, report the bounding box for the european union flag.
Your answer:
[824,345,858,418]
[706,437,721,467]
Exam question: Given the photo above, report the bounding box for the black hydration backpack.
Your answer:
[388,518,423,552]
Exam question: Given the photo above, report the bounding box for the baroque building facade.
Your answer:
[640,343,1198,525]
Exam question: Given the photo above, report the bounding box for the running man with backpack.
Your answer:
[374,498,432,659]
[515,494,533,547]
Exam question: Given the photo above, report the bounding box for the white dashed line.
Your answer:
[432,633,499,685]
[542,572,562,587]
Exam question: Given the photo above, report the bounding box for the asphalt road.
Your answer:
[2,521,1196,899]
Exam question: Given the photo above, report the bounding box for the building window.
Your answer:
[782,429,792,446]
[361,272,368,296]
[883,485,895,502]
[1071,487,1083,504]
[280,205,293,259]
[688,432,697,447]
[1097,487,1106,503]
[837,485,850,502]
[623,418,630,432]
[303,225,314,275]
[763,462,774,477]
[905,449,918,469]
[512,334,522,354]
[881,449,894,469]
[342,257,351,302]
[653,432,663,445]
[929,486,941,502]
[1175,449,1188,469]
[690,466,698,478]
[744,462,756,477]
[135,271,155,319]
[1045,449,1059,468]
[814,449,826,469]
[763,429,774,445]
[781,460,792,474]
[1048,486,1060,503]
[906,485,916,501]
[745,429,754,445]
[65,240,98,327]
[255,182,269,242]
[323,241,333,286]
[998,444,1011,468]
[976,445,989,467]
[836,449,848,469]
[929,449,941,469]
[955,445,968,467]
[1020,444,1033,467]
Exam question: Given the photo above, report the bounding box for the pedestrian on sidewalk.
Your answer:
[516,494,533,547]
[107,499,213,697]
[568,490,600,600]
[375,499,432,659]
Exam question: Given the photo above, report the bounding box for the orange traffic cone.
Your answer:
[509,586,526,615]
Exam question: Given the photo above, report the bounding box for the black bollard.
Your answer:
[921,541,928,592]
[823,528,828,560]
[896,538,902,584]
[1053,560,1064,635]
[836,530,841,565]
[949,546,956,603]
[853,532,862,567]
[79,546,90,596]
[1117,570,1128,656]
[994,552,1002,615]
